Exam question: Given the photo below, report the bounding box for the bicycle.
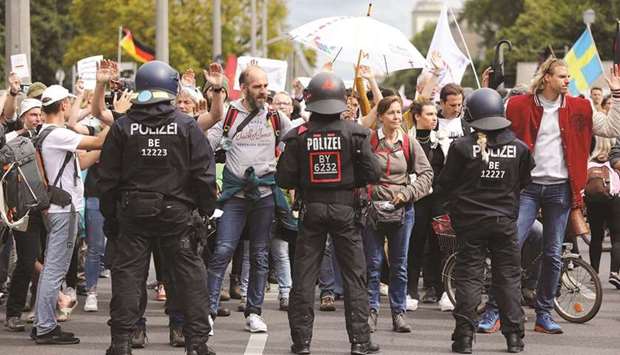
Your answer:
[433,215,603,324]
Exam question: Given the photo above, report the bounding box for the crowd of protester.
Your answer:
[1,53,620,351]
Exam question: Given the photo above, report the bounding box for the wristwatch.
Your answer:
[211,86,225,93]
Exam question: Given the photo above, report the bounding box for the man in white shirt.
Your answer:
[33,85,107,345]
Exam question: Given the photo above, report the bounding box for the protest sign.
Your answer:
[77,55,103,90]
[10,54,30,81]
[233,56,288,92]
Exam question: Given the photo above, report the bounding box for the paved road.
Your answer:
[2,241,620,355]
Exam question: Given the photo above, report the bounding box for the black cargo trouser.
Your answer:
[453,216,524,338]
[288,202,370,346]
[108,225,210,345]
[6,213,44,317]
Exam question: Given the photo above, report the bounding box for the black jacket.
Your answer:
[98,103,217,223]
[437,128,534,229]
[276,116,381,199]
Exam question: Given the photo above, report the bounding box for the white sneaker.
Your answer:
[379,283,389,296]
[439,292,455,312]
[84,292,98,312]
[64,287,77,303]
[406,295,419,312]
[100,269,111,278]
[208,315,214,336]
[245,313,268,333]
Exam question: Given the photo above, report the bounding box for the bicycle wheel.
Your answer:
[443,253,457,307]
[553,256,603,323]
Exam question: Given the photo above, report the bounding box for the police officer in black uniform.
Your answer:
[276,72,382,355]
[437,88,534,354]
[97,61,217,355]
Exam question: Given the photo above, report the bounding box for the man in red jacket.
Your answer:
[478,58,620,335]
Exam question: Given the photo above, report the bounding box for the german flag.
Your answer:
[120,28,155,63]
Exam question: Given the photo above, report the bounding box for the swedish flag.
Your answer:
[565,29,603,96]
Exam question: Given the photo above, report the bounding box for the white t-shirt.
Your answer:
[531,95,569,184]
[40,124,84,213]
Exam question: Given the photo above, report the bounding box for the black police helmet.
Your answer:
[305,72,347,115]
[133,61,179,105]
[464,88,511,131]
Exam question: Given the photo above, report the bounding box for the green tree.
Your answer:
[0,0,73,86]
[65,0,292,75]
[463,0,620,86]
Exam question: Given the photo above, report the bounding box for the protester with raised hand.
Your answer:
[92,59,133,125]
[197,63,226,131]
[1,72,22,126]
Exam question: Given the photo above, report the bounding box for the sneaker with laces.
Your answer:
[477,307,500,333]
[439,292,454,312]
[320,295,336,312]
[84,292,98,312]
[534,313,563,334]
[5,316,26,332]
[609,272,620,289]
[406,295,419,312]
[245,313,268,333]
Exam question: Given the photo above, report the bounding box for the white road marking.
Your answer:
[244,333,268,355]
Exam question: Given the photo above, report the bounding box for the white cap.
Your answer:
[41,85,76,106]
[19,98,42,117]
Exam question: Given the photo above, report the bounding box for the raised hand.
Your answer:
[203,63,224,87]
[96,59,119,84]
[8,72,21,95]
[481,67,493,88]
[181,68,197,87]
[606,64,620,91]
[357,65,375,81]
[113,89,133,113]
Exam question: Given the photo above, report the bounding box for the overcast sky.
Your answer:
[286,0,463,78]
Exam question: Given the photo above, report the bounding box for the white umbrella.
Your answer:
[289,16,426,74]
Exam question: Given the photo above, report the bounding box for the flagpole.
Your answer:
[449,7,480,88]
[351,2,372,96]
[117,25,122,64]
[586,24,606,81]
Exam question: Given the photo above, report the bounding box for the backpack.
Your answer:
[0,134,50,231]
[214,107,282,163]
[585,165,612,202]
[369,128,414,173]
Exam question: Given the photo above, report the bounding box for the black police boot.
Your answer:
[451,335,473,354]
[186,341,216,355]
[350,341,380,355]
[169,325,185,347]
[131,323,147,348]
[106,335,132,355]
[291,342,311,354]
[505,333,524,353]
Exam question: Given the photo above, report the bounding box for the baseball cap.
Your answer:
[27,82,47,98]
[41,85,76,106]
[19,98,42,118]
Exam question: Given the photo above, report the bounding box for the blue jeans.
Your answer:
[271,237,292,299]
[85,197,106,291]
[318,236,343,297]
[35,212,79,335]
[517,182,571,315]
[487,182,571,316]
[363,205,414,314]
[207,196,274,316]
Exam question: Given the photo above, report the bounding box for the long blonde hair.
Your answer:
[590,136,616,162]
[476,132,489,163]
[529,57,567,94]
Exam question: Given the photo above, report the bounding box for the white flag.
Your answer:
[423,6,470,95]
